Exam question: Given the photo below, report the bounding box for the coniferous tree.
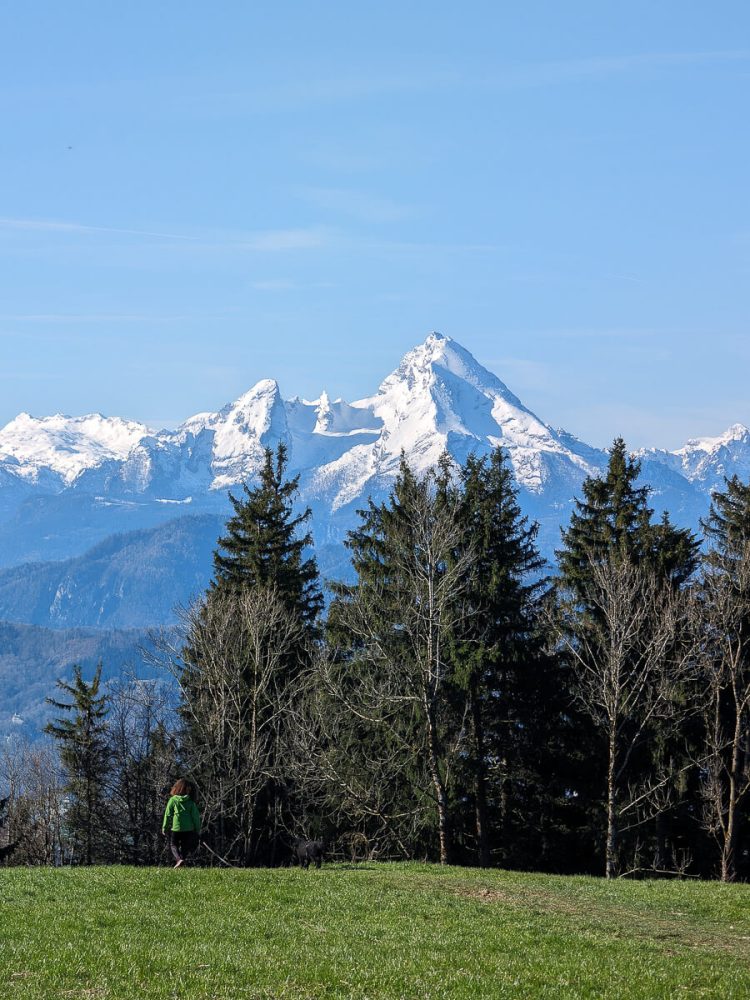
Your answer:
[45,664,110,865]
[328,457,472,864]
[212,442,322,630]
[178,443,322,864]
[702,474,750,567]
[558,437,698,595]
[554,439,699,875]
[448,449,547,867]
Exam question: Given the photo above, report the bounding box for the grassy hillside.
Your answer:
[2,864,749,999]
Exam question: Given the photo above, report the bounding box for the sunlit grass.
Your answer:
[2,863,749,998]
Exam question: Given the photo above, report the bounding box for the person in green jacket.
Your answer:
[162,778,201,868]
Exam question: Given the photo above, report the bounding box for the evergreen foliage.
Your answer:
[45,664,110,864]
[554,439,700,877]
[328,456,470,864]
[16,448,750,880]
[178,443,323,864]
[447,449,547,866]
[212,443,322,630]
[702,474,750,565]
[557,437,698,594]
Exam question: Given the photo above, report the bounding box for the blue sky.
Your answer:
[1,2,748,448]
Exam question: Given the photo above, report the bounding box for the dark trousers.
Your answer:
[170,831,199,862]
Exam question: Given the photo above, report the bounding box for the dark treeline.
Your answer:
[3,439,750,881]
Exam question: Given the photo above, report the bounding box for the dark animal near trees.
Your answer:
[294,838,324,869]
[0,841,18,862]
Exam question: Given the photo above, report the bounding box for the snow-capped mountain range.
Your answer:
[0,333,747,626]
[1,334,600,501]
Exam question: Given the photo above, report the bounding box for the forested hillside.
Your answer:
[0,621,161,738]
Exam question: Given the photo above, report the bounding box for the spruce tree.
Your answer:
[328,456,470,864]
[558,437,698,594]
[45,664,110,865]
[179,443,322,864]
[554,439,699,875]
[702,474,750,566]
[212,442,322,630]
[449,448,547,866]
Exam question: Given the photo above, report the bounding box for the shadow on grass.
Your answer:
[325,863,379,872]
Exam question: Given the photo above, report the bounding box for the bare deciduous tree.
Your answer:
[697,543,750,882]
[0,738,67,865]
[159,586,304,863]
[107,674,178,864]
[328,478,474,864]
[284,647,436,860]
[549,555,696,878]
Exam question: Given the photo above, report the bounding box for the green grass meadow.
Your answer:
[2,863,749,999]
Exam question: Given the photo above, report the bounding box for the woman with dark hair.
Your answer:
[162,779,201,868]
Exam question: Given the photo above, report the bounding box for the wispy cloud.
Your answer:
[239,228,329,251]
[361,237,501,255]
[482,49,750,91]
[0,369,65,382]
[250,279,336,292]
[200,50,750,115]
[0,212,499,266]
[0,217,200,241]
[0,312,209,323]
[295,187,413,225]
[0,217,332,253]
[497,327,660,341]
[214,70,460,114]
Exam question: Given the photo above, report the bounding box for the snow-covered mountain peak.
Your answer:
[378,332,517,400]
[679,423,750,454]
[180,379,285,436]
[1,334,747,537]
[0,411,151,484]
[220,377,281,420]
[639,423,750,489]
[374,334,461,400]
[185,378,289,490]
[336,333,594,492]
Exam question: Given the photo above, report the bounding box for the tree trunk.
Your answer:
[722,720,741,883]
[606,730,617,880]
[435,781,450,865]
[469,680,491,867]
[654,810,667,872]
[425,702,450,865]
[721,833,735,883]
